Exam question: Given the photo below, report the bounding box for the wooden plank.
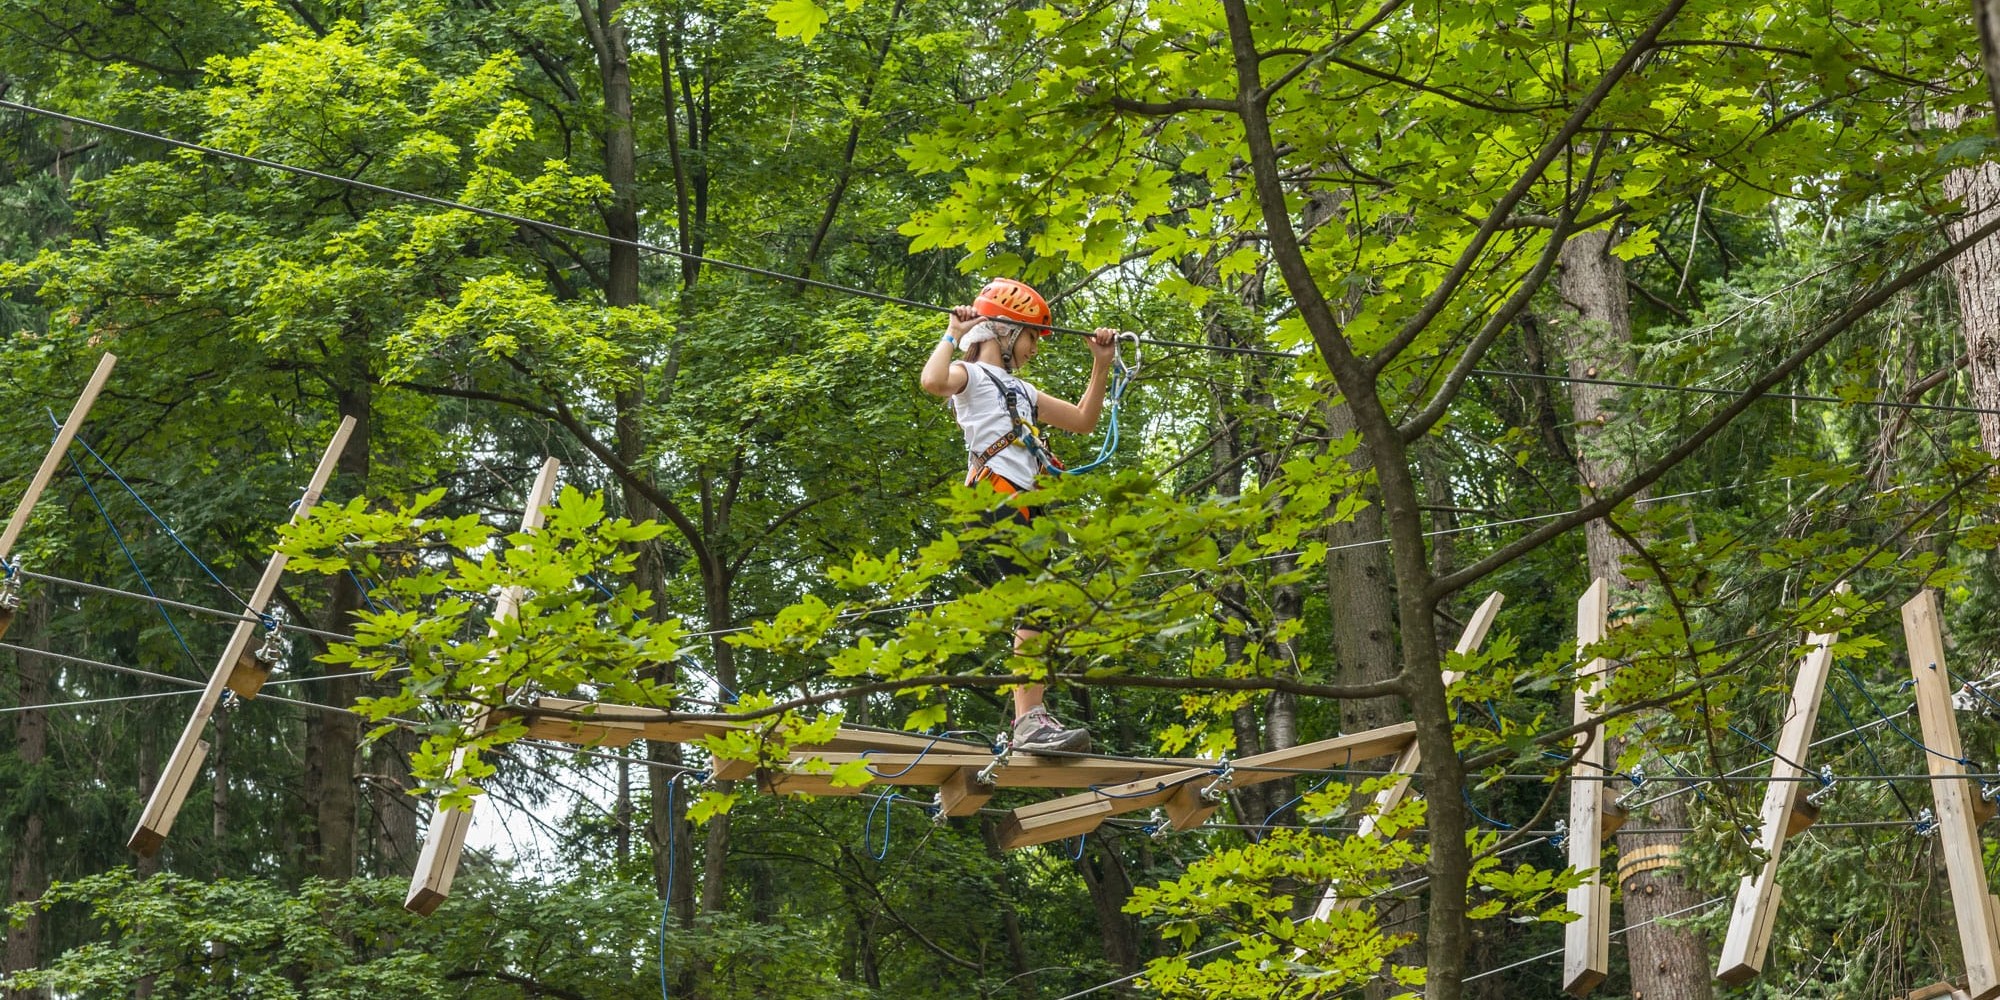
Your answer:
[129,417,356,857]
[1715,587,1845,985]
[937,768,995,817]
[405,458,560,915]
[996,722,1416,849]
[746,751,1210,796]
[1563,577,1611,997]
[0,353,117,561]
[520,697,992,759]
[1904,590,2000,1000]
[1163,779,1222,831]
[0,353,118,641]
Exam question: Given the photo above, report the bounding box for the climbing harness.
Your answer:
[963,332,1142,486]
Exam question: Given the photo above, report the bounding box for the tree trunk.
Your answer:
[4,598,48,994]
[1943,105,2000,456]
[368,727,418,874]
[210,699,228,877]
[1073,835,1142,976]
[305,374,370,881]
[979,817,1033,994]
[1554,227,1713,1000]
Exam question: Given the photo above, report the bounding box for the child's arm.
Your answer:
[1039,328,1119,433]
[919,306,981,398]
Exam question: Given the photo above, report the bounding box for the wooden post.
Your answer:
[1903,589,2000,1000]
[1562,578,1612,997]
[0,353,117,640]
[128,416,355,857]
[405,457,560,916]
[1305,592,1505,924]
[1714,584,1847,984]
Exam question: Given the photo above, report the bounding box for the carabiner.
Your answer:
[1114,330,1142,377]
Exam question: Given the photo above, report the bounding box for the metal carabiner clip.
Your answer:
[1114,331,1142,378]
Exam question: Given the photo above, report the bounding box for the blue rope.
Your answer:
[346,569,385,614]
[1069,833,1088,861]
[1827,683,1920,821]
[658,774,681,1000]
[1057,363,1130,476]
[66,427,248,611]
[1840,664,1974,768]
[1464,785,1516,830]
[1254,775,1332,841]
[581,573,619,600]
[67,452,201,670]
[1949,665,2000,717]
[863,735,944,778]
[865,790,901,861]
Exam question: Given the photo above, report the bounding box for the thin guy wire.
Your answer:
[1473,368,2000,418]
[0,98,1289,360]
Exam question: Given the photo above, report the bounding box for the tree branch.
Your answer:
[1366,0,1692,374]
[1430,208,2000,600]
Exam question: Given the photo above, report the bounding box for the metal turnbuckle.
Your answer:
[1197,759,1236,805]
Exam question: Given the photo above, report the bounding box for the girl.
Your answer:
[918,278,1118,754]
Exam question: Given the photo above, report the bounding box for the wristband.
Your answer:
[942,333,958,348]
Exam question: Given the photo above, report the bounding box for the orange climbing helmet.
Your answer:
[974,277,1052,336]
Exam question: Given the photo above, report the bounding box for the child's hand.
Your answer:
[947,306,980,339]
[1088,327,1118,364]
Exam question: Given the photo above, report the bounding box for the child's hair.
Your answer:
[960,319,1031,369]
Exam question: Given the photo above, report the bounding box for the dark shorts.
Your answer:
[971,500,1037,587]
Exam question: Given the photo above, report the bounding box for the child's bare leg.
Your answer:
[1008,627,1091,752]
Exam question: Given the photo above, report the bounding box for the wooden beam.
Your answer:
[0,353,117,640]
[128,417,355,857]
[738,751,1212,796]
[1306,592,1505,924]
[518,697,993,759]
[1563,578,1612,997]
[406,458,560,916]
[936,768,995,817]
[995,722,1416,849]
[1715,585,1846,985]
[1903,590,2000,1000]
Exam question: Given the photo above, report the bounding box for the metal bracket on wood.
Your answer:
[128,416,356,858]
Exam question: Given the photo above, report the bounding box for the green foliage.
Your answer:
[280,485,682,807]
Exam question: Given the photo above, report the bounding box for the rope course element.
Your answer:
[0,99,1290,360]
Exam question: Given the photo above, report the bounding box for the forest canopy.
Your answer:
[5,1,2000,998]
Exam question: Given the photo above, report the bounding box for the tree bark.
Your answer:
[304,373,370,881]
[1072,835,1142,976]
[3,598,48,995]
[1942,104,2000,456]
[1553,227,1713,1000]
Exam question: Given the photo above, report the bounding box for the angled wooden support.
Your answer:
[406,457,560,916]
[1903,590,2000,1000]
[128,416,355,857]
[0,353,117,640]
[1715,583,1847,985]
[994,722,1416,850]
[1563,578,1612,998]
[1306,592,1505,924]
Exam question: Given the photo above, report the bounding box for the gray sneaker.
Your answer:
[1013,707,1092,754]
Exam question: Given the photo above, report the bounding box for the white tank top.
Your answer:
[952,361,1043,488]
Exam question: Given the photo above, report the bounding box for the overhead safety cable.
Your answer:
[1473,367,2000,418]
[0,98,1290,360]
